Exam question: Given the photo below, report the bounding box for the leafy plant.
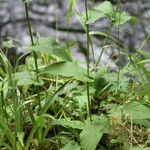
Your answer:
[0,0,150,149]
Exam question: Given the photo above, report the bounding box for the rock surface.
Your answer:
[0,0,149,67]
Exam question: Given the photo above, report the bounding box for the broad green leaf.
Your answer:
[82,1,113,24]
[75,11,86,31]
[112,12,132,26]
[85,10,105,24]
[15,71,43,86]
[80,115,109,150]
[75,95,87,109]
[87,1,132,26]
[40,61,93,82]
[103,71,129,92]
[61,143,81,150]
[94,1,113,15]
[123,101,150,120]
[94,67,108,95]
[53,118,84,129]
[110,102,150,126]
[28,38,72,61]
[133,119,150,128]
[95,67,108,77]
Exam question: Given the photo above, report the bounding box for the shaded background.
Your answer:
[0,0,150,68]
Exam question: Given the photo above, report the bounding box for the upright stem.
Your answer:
[24,2,38,74]
[95,23,112,67]
[24,1,41,109]
[116,0,121,93]
[84,0,92,121]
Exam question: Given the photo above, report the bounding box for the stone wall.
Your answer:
[0,0,149,67]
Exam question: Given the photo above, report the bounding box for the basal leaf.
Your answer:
[53,118,84,130]
[123,101,150,120]
[15,71,43,86]
[40,61,93,82]
[133,119,150,128]
[94,67,108,95]
[28,38,72,61]
[80,115,109,150]
[61,143,81,150]
[75,95,87,109]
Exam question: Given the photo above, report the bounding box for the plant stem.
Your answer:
[84,0,92,121]
[116,0,121,93]
[24,2,38,74]
[95,23,112,68]
[24,2,34,45]
[24,1,41,109]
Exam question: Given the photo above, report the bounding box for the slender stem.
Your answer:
[84,0,92,121]
[130,115,133,149]
[24,2,34,45]
[95,23,113,67]
[24,2,38,74]
[116,0,121,93]
[24,1,41,109]
[89,36,95,64]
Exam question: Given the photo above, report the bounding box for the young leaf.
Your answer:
[40,61,93,82]
[94,1,113,15]
[2,40,15,49]
[85,10,105,24]
[112,12,132,26]
[80,115,109,150]
[82,1,113,24]
[66,0,74,24]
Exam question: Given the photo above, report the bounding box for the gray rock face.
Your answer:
[0,0,150,67]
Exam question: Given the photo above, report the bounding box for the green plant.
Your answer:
[0,0,150,150]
